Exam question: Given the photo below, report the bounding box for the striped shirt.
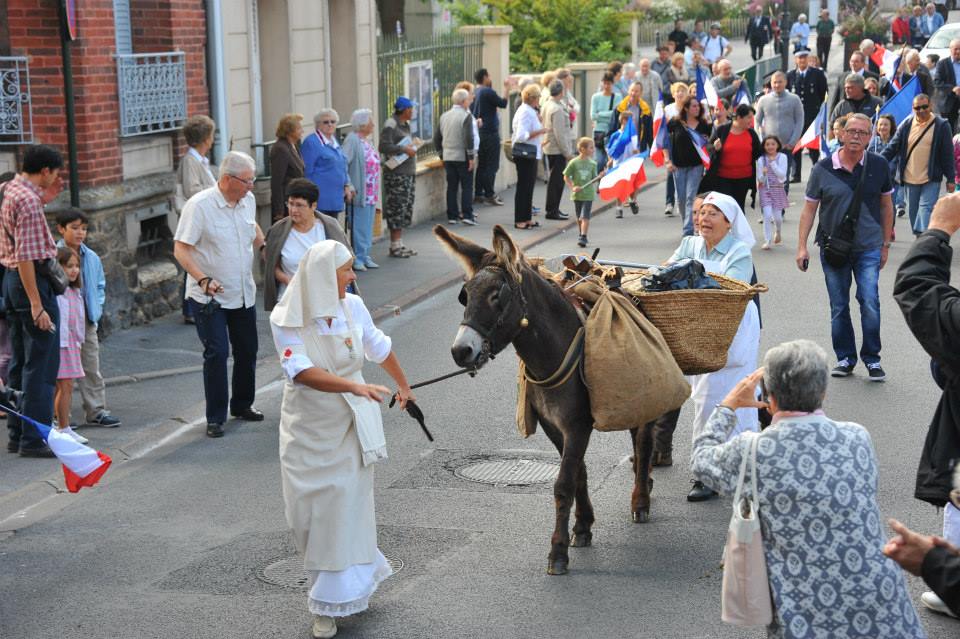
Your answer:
[0,175,57,269]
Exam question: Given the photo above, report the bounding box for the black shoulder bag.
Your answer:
[0,182,69,295]
[821,157,868,268]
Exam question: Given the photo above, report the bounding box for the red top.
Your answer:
[717,130,754,179]
[891,17,910,44]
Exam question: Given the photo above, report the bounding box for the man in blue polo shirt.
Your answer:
[796,113,894,381]
[471,68,512,206]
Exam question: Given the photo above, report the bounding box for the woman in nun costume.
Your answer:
[270,240,414,639]
[667,191,761,502]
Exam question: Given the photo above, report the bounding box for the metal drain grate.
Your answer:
[454,458,559,486]
[257,554,403,590]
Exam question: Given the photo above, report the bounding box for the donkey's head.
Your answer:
[434,224,529,369]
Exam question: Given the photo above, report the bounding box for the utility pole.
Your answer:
[58,0,80,207]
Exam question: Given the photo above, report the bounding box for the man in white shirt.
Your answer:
[702,22,732,64]
[174,151,266,438]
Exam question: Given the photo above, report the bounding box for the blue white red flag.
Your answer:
[870,45,900,78]
[697,66,721,109]
[685,126,711,170]
[2,405,111,492]
[649,95,668,167]
[599,156,647,202]
[733,81,751,106]
[794,101,828,154]
[878,74,921,125]
[606,114,638,165]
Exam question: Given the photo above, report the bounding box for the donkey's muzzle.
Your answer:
[452,325,485,368]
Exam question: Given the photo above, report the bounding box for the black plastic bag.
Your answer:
[640,259,722,292]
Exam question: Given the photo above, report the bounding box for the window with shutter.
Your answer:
[113,0,132,55]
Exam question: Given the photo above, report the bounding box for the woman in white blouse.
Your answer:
[511,83,546,229]
[270,240,414,639]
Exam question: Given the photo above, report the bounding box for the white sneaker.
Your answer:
[921,591,958,618]
[60,426,89,445]
[312,615,338,638]
[761,242,771,250]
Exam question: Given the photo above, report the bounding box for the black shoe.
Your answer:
[7,439,19,453]
[86,412,121,428]
[577,235,588,248]
[630,202,639,215]
[790,176,802,184]
[183,315,196,325]
[231,407,264,421]
[206,423,224,438]
[19,444,56,458]
[831,359,856,377]
[615,209,624,219]
[545,212,570,220]
[866,362,886,382]
[687,480,718,502]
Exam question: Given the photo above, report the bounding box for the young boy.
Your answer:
[55,209,120,428]
[563,137,601,248]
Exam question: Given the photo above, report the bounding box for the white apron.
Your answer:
[688,258,761,442]
[278,303,384,572]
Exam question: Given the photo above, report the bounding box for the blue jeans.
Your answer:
[665,171,675,207]
[903,181,940,234]
[351,202,375,264]
[820,247,882,365]
[593,131,608,170]
[186,300,258,424]
[673,166,702,236]
[4,268,60,450]
[444,161,474,221]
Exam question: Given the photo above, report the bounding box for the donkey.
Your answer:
[435,224,657,575]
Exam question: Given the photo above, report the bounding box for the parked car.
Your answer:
[920,22,960,64]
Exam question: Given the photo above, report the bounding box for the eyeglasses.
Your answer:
[843,129,871,138]
[286,200,312,210]
[320,120,337,125]
[228,174,255,187]
[913,104,930,111]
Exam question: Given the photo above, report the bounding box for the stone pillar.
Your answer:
[567,62,609,140]
[459,25,515,194]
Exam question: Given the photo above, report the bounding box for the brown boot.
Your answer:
[651,450,673,467]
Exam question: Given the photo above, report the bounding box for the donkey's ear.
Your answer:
[434,224,490,278]
[491,225,522,278]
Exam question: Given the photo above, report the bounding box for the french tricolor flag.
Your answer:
[794,101,828,154]
[696,66,721,109]
[4,406,111,492]
[599,156,647,203]
[870,45,900,78]
[649,95,668,167]
[686,126,711,170]
[733,81,751,106]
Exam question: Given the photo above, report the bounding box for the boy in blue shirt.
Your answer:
[56,209,120,428]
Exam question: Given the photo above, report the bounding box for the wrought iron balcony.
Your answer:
[116,52,187,137]
[0,56,33,145]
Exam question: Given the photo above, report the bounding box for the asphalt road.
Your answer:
[2,168,959,638]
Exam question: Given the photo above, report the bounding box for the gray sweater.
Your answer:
[755,90,805,147]
[434,105,476,162]
[710,75,742,100]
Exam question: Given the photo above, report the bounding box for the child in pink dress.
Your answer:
[55,247,88,444]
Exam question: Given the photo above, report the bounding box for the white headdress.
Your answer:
[702,191,756,249]
[269,240,353,328]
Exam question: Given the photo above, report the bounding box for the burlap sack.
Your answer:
[584,291,690,431]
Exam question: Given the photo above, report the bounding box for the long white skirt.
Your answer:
[306,548,393,617]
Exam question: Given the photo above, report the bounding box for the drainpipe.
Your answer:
[58,3,80,207]
[247,0,264,173]
[205,0,229,164]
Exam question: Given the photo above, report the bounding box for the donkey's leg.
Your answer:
[570,458,594,548]
[631,422,655,523]
[547,430,589,575]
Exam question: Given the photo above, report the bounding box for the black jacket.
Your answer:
[745,16,771,45]
[922,546,960,616]
[786,67,828,124]
[893,230,960,507]
[703,122,762,188]
[880,115,956,186]
[934,57,960,116]
[830,70,879,113]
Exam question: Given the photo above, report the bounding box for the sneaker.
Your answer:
[487,195,504,206]
[866,362,886,382]
[364,259,379,269]
[353,262,367,272]
[60,426,89,444]
[615,208,624,219]
[447,219,459,225]
[399,245,418,256]
[389,246,416,258]
[532,206,541,215]
[831,359,856,377]
[664,205,673,216]
[206,423,224,438]
[312,615,338,638]
[761,242,771,250]
[630,201,639,215]
[577,235,587,247]
[897,208,906,218]
[920,591,959,618]
[461,217,478,226]
[86,412,121,428]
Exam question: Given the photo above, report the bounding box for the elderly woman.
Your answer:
[341,108,380,272]
[669,191,759,501]
[663,52,690,92]
[692,340,928,638]
[512,83,546,229]
[270,113,305,223]
[301,108,354,218]
[270,240,413,639]
[176,114,217,324]
[263,178,352,311]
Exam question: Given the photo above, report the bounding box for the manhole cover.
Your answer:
[454,458,559,486]
[257,554,403,590]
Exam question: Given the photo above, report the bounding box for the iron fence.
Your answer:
[0,56,33,145]
[117,52,187,137]
[636,15,750,48]
[377,30,483,160]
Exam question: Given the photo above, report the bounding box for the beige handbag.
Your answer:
[721,431,773,627]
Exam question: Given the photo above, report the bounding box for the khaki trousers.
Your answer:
[77,321,106,421]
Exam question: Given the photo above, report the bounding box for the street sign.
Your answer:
[62,0,78,41]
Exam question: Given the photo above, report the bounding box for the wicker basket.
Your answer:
[620,271,768,375]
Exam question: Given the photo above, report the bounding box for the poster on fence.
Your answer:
[404,60,433,141]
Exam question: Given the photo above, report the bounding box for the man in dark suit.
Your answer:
[787,50,828,182]
[745,6,772,61]
[830,51,879,114]
[934,39,960,133]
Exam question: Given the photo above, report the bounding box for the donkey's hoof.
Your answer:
[632,509,650,524]
[571,532,592,548]
[547,558,569,575]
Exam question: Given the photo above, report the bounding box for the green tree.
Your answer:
[445,0,637,71]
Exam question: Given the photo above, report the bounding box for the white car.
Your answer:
[920,22,960,65]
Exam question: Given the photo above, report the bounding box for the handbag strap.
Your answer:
[732,431,756,505]
[903,118,934,169]
[749,430,761,508]
[837,153,870,231]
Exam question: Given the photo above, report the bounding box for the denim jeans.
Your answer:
[444,160,474,221]
[665,171,675,207]
[673,166,702,236]
[475,133,500,198]
[903,181,940,234]
[4,268,60,450]
[186,300,258,424]
[351,202,375,264]
[593,131,608,171]
[819,247,882,365]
